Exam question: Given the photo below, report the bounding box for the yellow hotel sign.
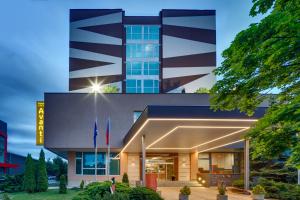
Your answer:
[36,101,44,145]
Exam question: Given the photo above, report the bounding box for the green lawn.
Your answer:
[5,189,80,200]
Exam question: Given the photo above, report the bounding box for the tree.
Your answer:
[195,87,210,94]
[59,175,67,194]
[210,0,300,167]
[102,85,119,93]
[23,154,36,193]
[46,156,67,180]
[36,149,48,192]
[122,172,129,185]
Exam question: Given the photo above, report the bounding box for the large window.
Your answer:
[125,25,160,94]
[126,44,159,59]
[126,79,159,93]
[75,152,120,175]
[126,25,159,40]
[0,137,5,163]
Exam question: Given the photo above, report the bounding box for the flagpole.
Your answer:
[95,141,97,181]
[107,118,111,181]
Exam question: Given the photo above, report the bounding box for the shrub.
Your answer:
[252,185,266,195]
[80,180,84,190]
[115,182,131,193]
[218,182,226,195]
[102,192,130,200]
[36,149,48,192]
[2,194,10,200]
[122,173,129,185]
[232,179,244,189]
[180,186,191,195]
[23,154,36,193]
[0,175,24,193]
[129,187,163,200]
[59,175,67,194]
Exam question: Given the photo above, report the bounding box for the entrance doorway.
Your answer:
[146,154,176,181]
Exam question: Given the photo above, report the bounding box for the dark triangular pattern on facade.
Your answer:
[163,52,216,68]
[69,57,114,71]
[163,25,216,44]
[70,9,122,22]
[69,75,123,91]
[79,23,123,39]
[70,41,122,58]
[162,74,208,93]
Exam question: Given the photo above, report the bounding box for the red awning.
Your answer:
[0,163,18,168]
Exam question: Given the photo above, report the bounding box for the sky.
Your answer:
[0,0,264,160]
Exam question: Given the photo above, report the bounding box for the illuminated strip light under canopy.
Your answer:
[120,118,257,153]
[198,139,245,153]
[146,126,250,149]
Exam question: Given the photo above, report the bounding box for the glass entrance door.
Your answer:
[146,155,175,181]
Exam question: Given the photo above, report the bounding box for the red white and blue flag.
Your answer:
[106,118,110,145]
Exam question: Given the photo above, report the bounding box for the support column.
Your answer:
[244,140,250,190]
[141,135,146,186]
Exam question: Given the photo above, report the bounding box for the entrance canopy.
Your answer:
[122,106,266,153]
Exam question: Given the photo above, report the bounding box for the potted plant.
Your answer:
[179,185,191,200]
[252,185,266,200]
[217,182,228,200]
[171,174,176,181]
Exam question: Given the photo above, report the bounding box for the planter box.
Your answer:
[179,194,189,200]
[217,194,228,200]
[252,194,264,200]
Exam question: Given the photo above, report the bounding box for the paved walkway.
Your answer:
[158,187,251,200]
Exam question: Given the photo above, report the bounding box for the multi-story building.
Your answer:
[0,120,26,175]
[44,9,267,188]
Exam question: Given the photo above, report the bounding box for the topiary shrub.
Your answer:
[122,173,129,185]
[80,180,84,190]
[115,182,131,193]
[129,187,163,200]
[2,194,10,200]
[252,185,266,195]
[232,179,244,189]
[180,186,191,195]
[59,175,67,194]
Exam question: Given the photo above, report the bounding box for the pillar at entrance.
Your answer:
[141,135,146,186]
[244,140,250,190]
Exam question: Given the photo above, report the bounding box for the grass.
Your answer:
[4,189,80,200]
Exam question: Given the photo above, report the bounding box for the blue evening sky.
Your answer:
[0,0,264,159]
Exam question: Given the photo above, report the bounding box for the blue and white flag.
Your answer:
[93,121,98,148]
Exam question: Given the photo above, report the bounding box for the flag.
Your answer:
[106,118,110,145]
[93,121,98,148]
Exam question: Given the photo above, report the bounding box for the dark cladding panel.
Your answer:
[69,9,124,92]
[124,16,161,24]
[161,9,216,93]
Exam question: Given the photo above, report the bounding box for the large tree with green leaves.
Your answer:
[210,0,300,167]
[23,154,36,193]
[36,149,48,192]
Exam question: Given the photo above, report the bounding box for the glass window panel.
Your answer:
[97,153,106,168]
[126,88,136,93]
[154,80,159,87]
[110,159,120,175]
[76,159,82,174]
[126,80,136,87]
[76,152,82,159]
[132,26,142,33]
[83,169,95,175]
[97,169,106,175]
[154,87,159,93]
[144,88,153,93]
[137,80,141,87]
[144,80,153,87]
[83,153,95,168]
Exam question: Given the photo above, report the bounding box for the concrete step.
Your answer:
[157,180,203,187]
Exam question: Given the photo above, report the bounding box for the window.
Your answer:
[75,152,120,175]
[126,25,159,41]
[126,62,142,75]
[133,111,142,122]
[126,79,142,93]
[144,62,159,75]
[198,153,210,172]
[144,79,159,93]
[126,44,159,59]
[0,137,5,163]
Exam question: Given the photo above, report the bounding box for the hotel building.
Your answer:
[44,9,267,188]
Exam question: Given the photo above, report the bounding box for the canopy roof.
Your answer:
[122,106,266,153]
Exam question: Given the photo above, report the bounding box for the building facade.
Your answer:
[44,9,267,188]
[0,120,26,175]
[69,9,216,93]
